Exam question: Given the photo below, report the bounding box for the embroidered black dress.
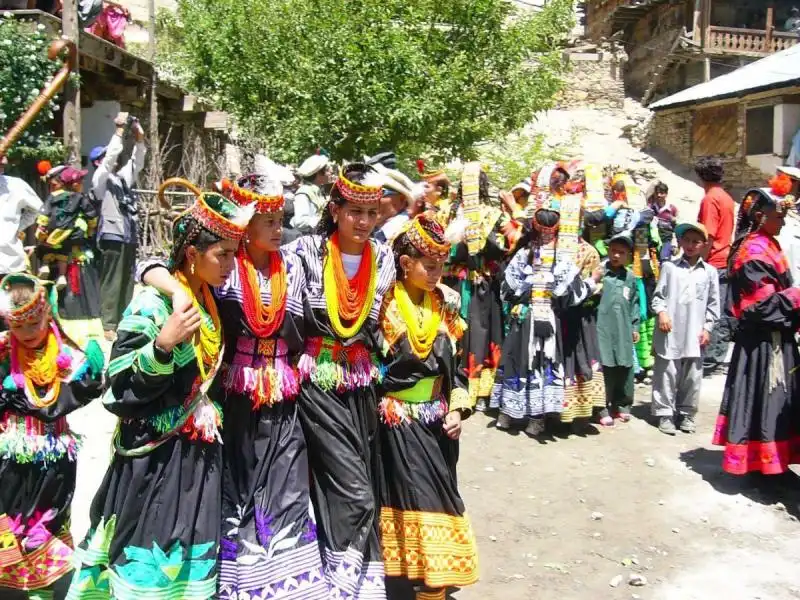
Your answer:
[67,288,224,600]
[0,334,102,596]
[214,252,327,600]
[376,284,478,598]
[287,235,396,600]
[442,208,508,407]
[712,232,800,475]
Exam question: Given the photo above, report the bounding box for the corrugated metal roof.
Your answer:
[650,44,800,111]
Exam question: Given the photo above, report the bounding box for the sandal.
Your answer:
[598,415,614,427]
[615,412,632,423]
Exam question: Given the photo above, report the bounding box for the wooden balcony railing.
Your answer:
[706,25,800,55]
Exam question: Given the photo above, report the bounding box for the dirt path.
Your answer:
[69,372,800,600]
[456,374,800,600]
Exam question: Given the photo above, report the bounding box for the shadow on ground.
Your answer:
[680,446,800,520]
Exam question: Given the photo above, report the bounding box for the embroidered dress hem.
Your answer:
[489,380,564,419]
[217,542,327,600]
[380,508,478,589]
[0,527,73,591]
[323,548,386,600]
[712,415,800,475]
[561,372,605,423]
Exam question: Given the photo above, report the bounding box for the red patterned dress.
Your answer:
[712,231,800,475]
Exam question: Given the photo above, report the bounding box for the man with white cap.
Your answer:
[373,166,416,244]
[291,153,331,234]
[0,155,42,282]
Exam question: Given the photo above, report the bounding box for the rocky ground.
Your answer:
[68,372,800,600]
[457,376,800,600]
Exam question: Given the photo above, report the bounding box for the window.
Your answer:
[746,106,774,155]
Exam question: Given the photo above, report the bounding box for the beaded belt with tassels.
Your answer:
[0,413,79,464]
[379,376,447,427]
[297,336,383,393]
[222,336,300,409]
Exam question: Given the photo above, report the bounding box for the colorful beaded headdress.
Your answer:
[416,159,451,187]
[0,273,51,325]
[159,178,255,270]
[404,215,451,260]
[231,174,285,214]
[334,163,383,204]
[190,193,252,241]
[742,173,797,216]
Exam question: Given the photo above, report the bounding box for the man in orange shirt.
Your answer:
[696,157,736,377]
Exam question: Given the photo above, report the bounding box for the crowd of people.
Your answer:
[0,128,799,600]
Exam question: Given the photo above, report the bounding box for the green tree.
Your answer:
[0,15,66,170]
[162,0,573,163]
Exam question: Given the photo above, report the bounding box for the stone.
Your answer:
[609,575,623,588]
[591,512,604,521]
[628,574,648,587]
[645,458,656,467]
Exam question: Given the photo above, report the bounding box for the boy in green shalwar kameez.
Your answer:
[596,233,640,427]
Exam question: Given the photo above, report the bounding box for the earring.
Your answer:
[190,263,196,275]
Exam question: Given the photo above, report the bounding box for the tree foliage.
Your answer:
[0,15,66,169]
[162,0,574,163]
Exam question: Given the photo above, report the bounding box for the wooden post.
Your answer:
[61,0,80,166]
[765,5,774,52]
[148,0,159,179]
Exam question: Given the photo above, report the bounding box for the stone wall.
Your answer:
[556,45,627,110]
[648,99,780,191]
[648,108,692,164]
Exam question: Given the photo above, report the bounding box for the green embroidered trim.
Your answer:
[111,540,216,599]
[118,314,160,339]
[136,341,174,376]
[69,519,217,600]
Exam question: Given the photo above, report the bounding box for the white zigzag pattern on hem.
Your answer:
[323,546,386,600]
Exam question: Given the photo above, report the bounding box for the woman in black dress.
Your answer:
[377,215,478,600]
[712,176,800,476]
[286,163,396,599]
[0,274,104,598]
[67,191,251,600]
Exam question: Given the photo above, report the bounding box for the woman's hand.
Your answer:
[155,297,201,353]
[444,410,463,440]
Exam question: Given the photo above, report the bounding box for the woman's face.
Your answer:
[247,212,283,253]
[10,314,51,349]
[757,207,786,237]
[331,200,379,245]
[423,181,442,204]
[190,239,239,287]
[401,254,446,292]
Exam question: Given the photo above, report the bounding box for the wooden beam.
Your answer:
[204,111,229,130]
[62,0,80,165]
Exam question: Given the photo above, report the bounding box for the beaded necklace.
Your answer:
[324,233,377,338]
[10,323,71,408]
[394,282,441,359]
[236,246,287,338]
[174,271,222,380]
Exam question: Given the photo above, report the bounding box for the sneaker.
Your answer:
[679,415,696,434]
[524,418,545,436]
[55,274,67,290]
[496,413,512,430]
[37,264,51,278]
[658,417,677,436]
